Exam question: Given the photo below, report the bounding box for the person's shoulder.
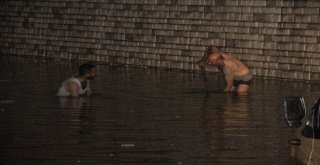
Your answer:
[67,78,80,86]
[67,81,80,91]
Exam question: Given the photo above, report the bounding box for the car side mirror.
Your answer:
[284,97,306,128]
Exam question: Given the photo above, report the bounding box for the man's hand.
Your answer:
[225,86,236,92]
[86,83,93,96]
[197,60,206,69]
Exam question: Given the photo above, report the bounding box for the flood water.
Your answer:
[1,55,319,165]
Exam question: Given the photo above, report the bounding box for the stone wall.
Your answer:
[1,0,320,80]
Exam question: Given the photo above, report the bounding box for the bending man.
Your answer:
[201,48,252,93]
[57,63,97,97]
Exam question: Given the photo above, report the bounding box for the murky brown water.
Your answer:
[1,55,318,165]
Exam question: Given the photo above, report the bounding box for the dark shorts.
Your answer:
[233,74,253,87]
[233,79,252,86]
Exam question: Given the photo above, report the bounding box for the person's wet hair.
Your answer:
[79,63,95,76]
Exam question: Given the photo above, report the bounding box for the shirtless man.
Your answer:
[199,47,252,93]
[57,63,97,97]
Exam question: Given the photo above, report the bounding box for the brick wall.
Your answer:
[1,0,320,80]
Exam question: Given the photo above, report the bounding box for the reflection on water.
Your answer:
[223,94,249,136]
[0,56,319,164]
[59,97,91,110]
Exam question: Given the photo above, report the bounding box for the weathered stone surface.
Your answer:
[1,0,320,80]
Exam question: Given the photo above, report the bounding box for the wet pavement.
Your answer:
[0,55,317,165]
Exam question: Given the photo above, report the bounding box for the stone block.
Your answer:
[170,61,183,69]
[310,65,320,72]
[267,62,278,69]
[239,54,253,60]
[281,70,294,79]
[225,39,236,48]
[279,63,290,70]
[177,0,190,5]
[160,60,170,68]
[290,64,304,71]
[302,72,311,80]
[310,72,320,81]
[216,0,227,6]
[306,44,320,52]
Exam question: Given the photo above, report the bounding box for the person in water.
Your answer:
[199,46,252,93]
[57,63,97,97]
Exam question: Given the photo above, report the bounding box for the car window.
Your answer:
[301,100,320,139]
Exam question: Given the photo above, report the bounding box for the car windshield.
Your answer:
[284,97,306,127]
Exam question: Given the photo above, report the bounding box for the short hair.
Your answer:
[78,63,95,76]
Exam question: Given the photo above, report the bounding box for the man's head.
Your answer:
[79,63,97,80]
[208,52,224,66]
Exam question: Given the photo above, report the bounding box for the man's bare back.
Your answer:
[200,47,252,94]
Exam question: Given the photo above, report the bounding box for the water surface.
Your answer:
[1,56,318,165]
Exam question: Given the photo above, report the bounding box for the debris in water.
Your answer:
[121,144,135,148]
[0,100,14,104]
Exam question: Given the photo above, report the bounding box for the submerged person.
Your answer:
[199,47,252,94]
[57,63,97,97]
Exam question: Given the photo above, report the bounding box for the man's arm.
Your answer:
[68,81,80,97]
[224,75,234,92]
[223,68,234,92]
[197,52,211,90]
[85,81,93,96]
[198,52,209,69]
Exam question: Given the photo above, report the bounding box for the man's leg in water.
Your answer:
[237,84,249,94]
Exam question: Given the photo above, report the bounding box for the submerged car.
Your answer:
[284,97,320,165]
